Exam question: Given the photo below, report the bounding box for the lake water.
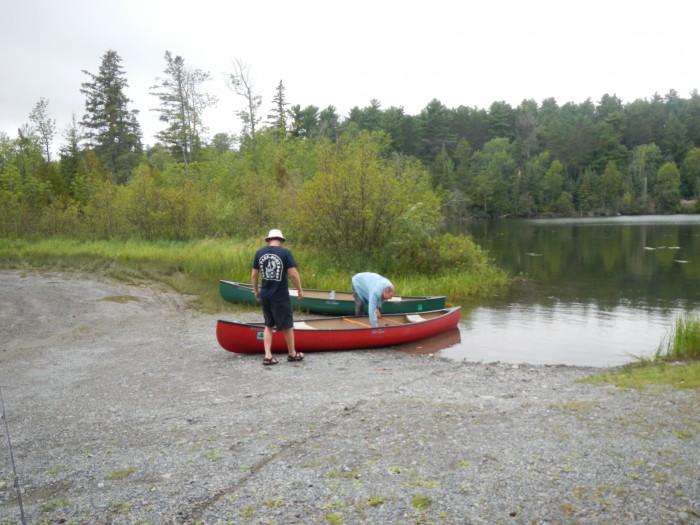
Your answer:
[432,215,700,367]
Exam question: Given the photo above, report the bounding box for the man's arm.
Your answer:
[367,290,380,327]
[288,267,304,299]
[251,268,260,302]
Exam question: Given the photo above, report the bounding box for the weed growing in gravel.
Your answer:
[105,466,135,480]
[411,494,432,510]
[101,294,140,304]
[548,399,597,413]
[204,449,222,462]
[321,501,345,510]
[367,497,385,506]
[46,465,65,475]
[573,486,588,500]
[328,467,360,479]
[674,429,693,439]
[108,500,129,515]
[325,513,344,524]
[39,498,68,513]
[405,477,440,489]
[651,470,670,483]
[263,498,283,508]
[458,482,472,494]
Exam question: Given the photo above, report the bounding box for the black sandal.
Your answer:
[263,357,279,366]
[287,352,304,362]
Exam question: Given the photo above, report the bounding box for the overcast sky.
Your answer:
[2,0,699,151]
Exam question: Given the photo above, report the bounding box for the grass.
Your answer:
[105,466,136,480]
[585,314,700,390]
[108,500,129,515]
[411,495,432,510]
[39,498,68,513]
[0,237,508,312]
[325,513,344,525]
[661,315,700,360]
[584,361,700,390]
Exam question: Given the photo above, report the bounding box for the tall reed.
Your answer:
[659,315,700,360]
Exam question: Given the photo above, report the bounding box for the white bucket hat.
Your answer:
[265,229,286,242]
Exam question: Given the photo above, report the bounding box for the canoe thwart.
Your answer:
[342,317,371,328]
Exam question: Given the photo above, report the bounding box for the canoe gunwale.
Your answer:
[219,280,448,316]
[220,280,446,302]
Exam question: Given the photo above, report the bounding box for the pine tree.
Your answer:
[267,80,289,142]
[58,113,82,190]
[317,105,341,140]
[80,49,143,184]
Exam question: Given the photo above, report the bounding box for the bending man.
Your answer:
[351,272,395,328]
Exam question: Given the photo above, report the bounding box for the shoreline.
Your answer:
[0,270,698,524]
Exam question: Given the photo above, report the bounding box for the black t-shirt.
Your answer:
[252,245,298,301]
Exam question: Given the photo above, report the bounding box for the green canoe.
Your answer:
[219,280,447,315]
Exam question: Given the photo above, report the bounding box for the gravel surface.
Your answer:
[0,270,698,525]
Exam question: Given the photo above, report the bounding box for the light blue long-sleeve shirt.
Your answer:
[351,272,393,327]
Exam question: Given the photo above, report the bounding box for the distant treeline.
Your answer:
[2,50,699,249]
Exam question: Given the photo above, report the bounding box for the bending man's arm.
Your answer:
[367,291,380,327]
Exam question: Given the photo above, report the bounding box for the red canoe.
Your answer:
[216,307,462,354]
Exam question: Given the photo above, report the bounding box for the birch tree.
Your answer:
[28,97,56,162]
[150,51,217,168]
[227,59,262,156]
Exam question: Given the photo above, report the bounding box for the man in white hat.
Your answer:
[251,229,305,365]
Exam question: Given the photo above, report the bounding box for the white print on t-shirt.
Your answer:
[259,253,284,281]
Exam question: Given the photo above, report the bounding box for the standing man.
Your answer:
[351,272,396,328]
[252,229,305,365]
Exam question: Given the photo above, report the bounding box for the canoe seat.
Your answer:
[406,314,425,323]
[293,321,317,330]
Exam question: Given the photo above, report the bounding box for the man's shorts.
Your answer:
[261,298,294,330]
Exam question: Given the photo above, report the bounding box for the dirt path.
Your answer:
[0,270,698,524]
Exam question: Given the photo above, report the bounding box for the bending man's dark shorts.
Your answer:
[261,298,294,330]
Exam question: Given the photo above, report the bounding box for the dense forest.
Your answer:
[2,49,700,253]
